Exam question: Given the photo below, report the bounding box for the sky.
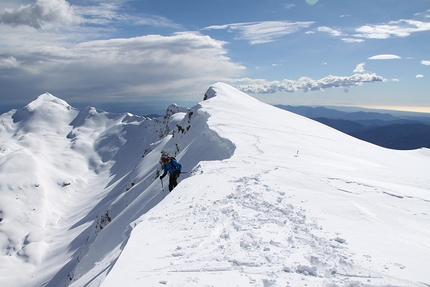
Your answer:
[0,0,429,114]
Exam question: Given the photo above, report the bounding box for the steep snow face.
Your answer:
[102,83,430,287]
[66,101,235,287]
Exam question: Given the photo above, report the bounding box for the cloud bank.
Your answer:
[0,32,245,102]
[237,73,386,94]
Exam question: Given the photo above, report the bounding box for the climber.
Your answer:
[160,156,182,192]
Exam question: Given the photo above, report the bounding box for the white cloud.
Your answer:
[416,74,424,78]
[306,13,430,43]
[237,73,386,94]
[422,60,430,66]
[415,9,430,19]
[0,0,81,29]
[354,19,430,39]
[368,54,401,60]
[341,38,364,43]
[353,62,366,73]
[304,13,430,42]
[317,26,342,37]
[203,20,315,44]
[0,56,21,68]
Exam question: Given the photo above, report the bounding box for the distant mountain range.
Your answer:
[276,105,430,150]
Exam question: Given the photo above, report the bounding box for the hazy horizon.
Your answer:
[2,95,430,118]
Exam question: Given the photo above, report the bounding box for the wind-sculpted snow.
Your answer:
[0,83,429,287]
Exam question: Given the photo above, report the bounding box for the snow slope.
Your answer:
[0,83,429,287]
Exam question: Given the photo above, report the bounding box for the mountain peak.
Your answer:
[11,92,77,128]
[205,82,242,100]
[25,92,71,111]
[204,82,261,104]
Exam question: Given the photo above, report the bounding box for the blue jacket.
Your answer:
[162,158,182,177]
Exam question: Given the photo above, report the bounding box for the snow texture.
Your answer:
[0,84,429,287]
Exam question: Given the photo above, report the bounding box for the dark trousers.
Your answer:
[169,171,180,192]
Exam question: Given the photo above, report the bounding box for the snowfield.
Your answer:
[0,83,429,287]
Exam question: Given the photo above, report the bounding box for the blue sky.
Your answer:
[0,0,429,114]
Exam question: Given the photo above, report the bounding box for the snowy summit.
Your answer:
[0,83,429,287]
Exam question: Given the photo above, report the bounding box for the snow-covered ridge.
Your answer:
[0,88,234,287]
[1,83,429,287]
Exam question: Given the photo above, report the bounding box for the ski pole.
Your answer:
[160,178,165,196]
